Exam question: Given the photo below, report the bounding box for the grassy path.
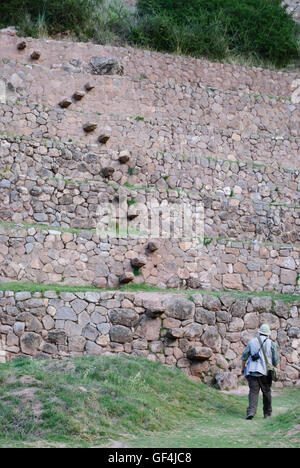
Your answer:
[124,388,300,448]
[0,356,298,448]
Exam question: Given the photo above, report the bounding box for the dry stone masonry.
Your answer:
[0,223,299,293]
[0,29,299,385]
[0,289,299,386]
[0,33,298,96]
[0,148,299,244]
[283,0,300,22]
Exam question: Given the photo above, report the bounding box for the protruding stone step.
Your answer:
[118,150,130,164]
[84,82,95,91]
[119,272,134,284]
[187,346,213,361]
[100,167,115,178]
[131,256,147,269]
[17,41,26,50]
[98,134,110,144]
[83,122,98,132]
[58,98,72,108]
[166,328,184,339]
[30,50,41,60]
[127,205,140,220]
[145,307,165,318]
[147,242,159,252]
[72,90,85,101]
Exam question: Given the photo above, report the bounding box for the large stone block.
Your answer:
[183,323,204,339]
[108,309,140,327]
[202,295,221,311]
[164,296,195,320]
[20,332,41,355]
[190,360,210,377]
[201,326,221,352]
[281,269,297,285]
[259,313,280,330]
[109,325,133,343]
[85,341,103,355]
[68,336,86,352]
[71,299,88,314]
[230,300,247,317]
[223,274,243,290]
[273,300,290,319]
[228,317,244,332]
[214,372,238,390]
[136,316,161,341]
[251,296,273,313]
[195,307,215,325]
[90,56,124,75]
[47,329,67,345]
[82,324,98,341]
[56,307,77,321]
[244,312,259,329]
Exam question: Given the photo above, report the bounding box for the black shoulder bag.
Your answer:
[251,337,267,361]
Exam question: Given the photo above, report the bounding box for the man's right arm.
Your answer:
[241,344,250,374]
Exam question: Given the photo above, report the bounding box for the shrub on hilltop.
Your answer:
[0,0,104,38]
[134,0,299,67]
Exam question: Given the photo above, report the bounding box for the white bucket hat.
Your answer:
[258,323,271,336]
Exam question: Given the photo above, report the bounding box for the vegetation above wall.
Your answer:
[0,0,299,68]
[0,0,103,37]
[134,0,300,67]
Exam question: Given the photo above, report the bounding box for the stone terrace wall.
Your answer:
[1,63,299,136]
[283,0,300,22]
[1,177,299,242]
[0,32,299,384]
[0,34,298,97]
[1,135,298,201]
[0,223,299,293]
[0,290,299,384]
[0,158,299,244]
[0,135,299,205]
[1,101,299,168]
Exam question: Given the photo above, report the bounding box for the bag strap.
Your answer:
[258,336,269,367]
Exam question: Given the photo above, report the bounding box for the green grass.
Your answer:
[127,388,300,448]
[0,281,104,294]
[0,356,298,448]
[0,355,240,447]
[0,280,299,304]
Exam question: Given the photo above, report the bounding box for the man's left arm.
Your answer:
[271,341,279,366]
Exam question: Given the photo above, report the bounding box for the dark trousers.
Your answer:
[246,375,272,418]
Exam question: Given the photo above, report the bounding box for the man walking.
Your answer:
[241,323,279,420]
